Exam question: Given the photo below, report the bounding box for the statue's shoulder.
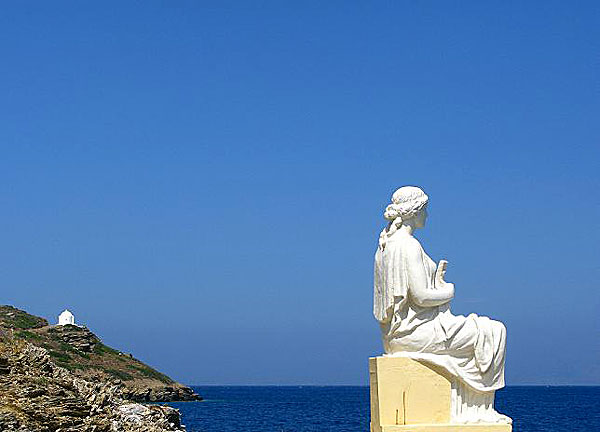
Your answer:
[398,234,423,256]
[389,233,423,254]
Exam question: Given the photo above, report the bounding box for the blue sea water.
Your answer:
[167,386,600,432]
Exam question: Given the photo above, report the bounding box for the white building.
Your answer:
[58,309,75,326]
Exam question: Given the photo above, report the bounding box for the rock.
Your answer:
[121,385,202,403]
[0,356,10,374]
[46,325,99,352]
[0,337,186,432]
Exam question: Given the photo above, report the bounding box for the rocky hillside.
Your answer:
[0,331,185,431]
[0,305,48,330]
[0,306,201,403]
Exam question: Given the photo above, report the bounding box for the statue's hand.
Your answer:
[435,260,449,289]
[435,259,455,301]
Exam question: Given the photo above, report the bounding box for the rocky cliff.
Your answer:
[0,306,202,404]
[0,331,185,431]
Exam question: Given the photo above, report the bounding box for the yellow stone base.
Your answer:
[369,357,511,432]
[377,424,511,432]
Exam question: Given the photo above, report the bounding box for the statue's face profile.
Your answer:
[414,206,428,229]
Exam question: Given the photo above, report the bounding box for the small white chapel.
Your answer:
[57,309,75,326]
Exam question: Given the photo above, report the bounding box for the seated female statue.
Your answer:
[374,186,511,424]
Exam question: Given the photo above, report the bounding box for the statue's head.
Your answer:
[384,186,429,229]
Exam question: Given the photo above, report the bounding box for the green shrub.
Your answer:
[49,350,71,362]
[8,315,45,329]
[93,343,120,356]
[58,361,85,371]
[14,330,42,340]
[128,364,174,384]
[58,342,76,353]
[102,367,134,381]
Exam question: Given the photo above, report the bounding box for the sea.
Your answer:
[166,386,600,432]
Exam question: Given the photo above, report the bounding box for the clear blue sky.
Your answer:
[1,2,598,386]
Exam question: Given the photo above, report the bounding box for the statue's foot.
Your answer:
[478,410,512,424]
[455,408,512,424]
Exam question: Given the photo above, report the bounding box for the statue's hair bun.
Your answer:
[384,204,402,221]
[382,186,429,222]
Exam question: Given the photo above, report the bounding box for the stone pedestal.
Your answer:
[369,357,511,432]
[372,426,512,432]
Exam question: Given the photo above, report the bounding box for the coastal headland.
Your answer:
[0,305,201,431]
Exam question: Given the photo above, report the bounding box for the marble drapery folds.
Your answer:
[374,234,506,393]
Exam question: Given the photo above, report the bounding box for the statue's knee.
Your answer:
[495,321,507,338]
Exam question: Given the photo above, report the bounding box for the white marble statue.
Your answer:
[374,186,511,424]
[58,309,75,326]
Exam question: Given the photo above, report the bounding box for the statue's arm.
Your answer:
[406,243,454,307]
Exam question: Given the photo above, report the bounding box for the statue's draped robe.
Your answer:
[374,233,506,393]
